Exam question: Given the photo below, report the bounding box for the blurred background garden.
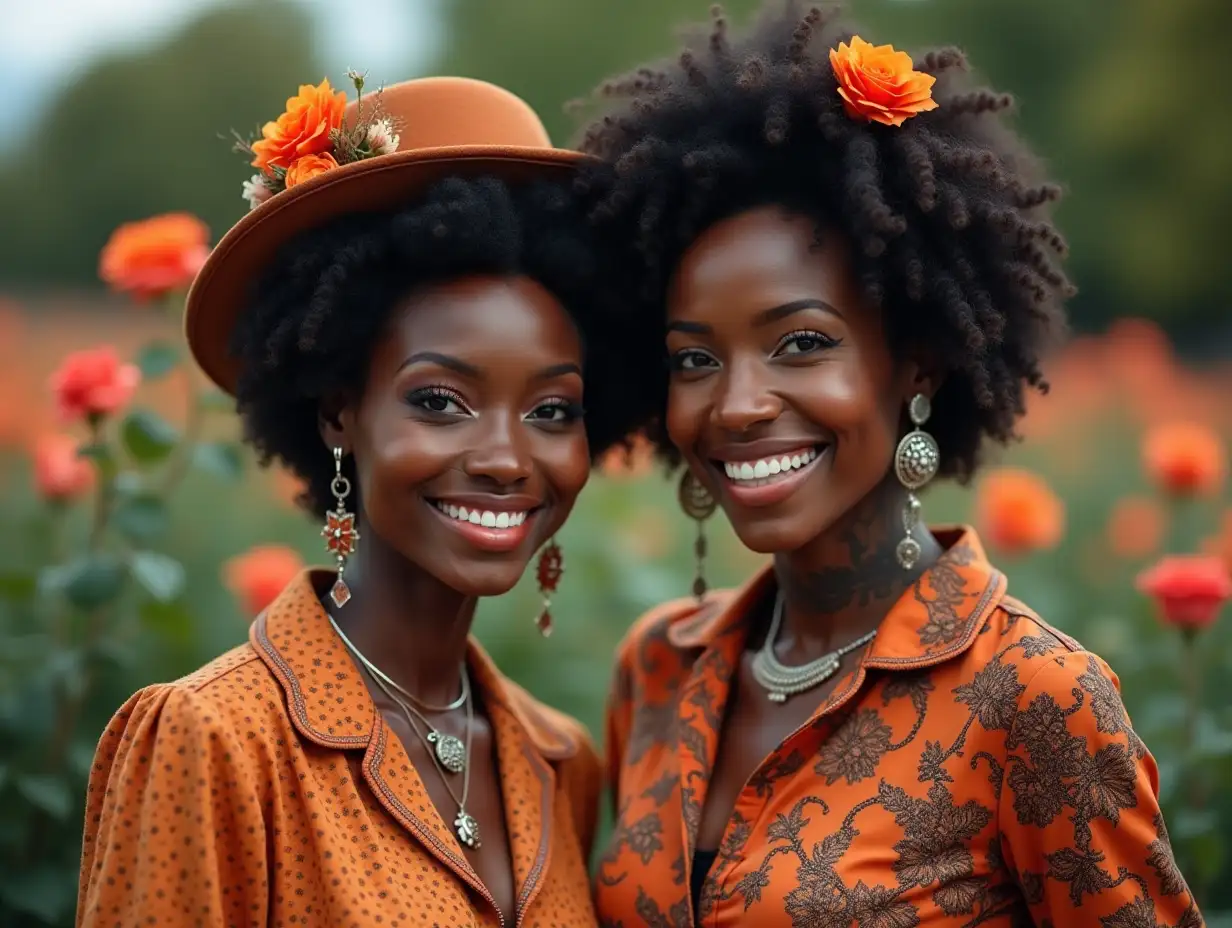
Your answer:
[2,0,1232,924]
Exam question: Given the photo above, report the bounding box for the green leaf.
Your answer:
[15,774,71,820]
[0,865,75,923]
[136,340,179,379]
[113,493,169,543]
[0,571,36,602]
[45,648,87,699]
[0,764,8,792]
[192,441,244,481]
[140,598,195,647]
[45,556,126,610]
[69,741,96,778]
[121,409,179,464]
[129,550,185,603]
[90,636,136,669]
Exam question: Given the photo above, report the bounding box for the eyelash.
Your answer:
[774,329,839,356]
[669,329,838,371]
[407,384,471,416]
[407,386,584,423]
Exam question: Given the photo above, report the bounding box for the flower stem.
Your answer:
[87,418,111,551]
[1181,627,1201,755]
[159,367,205,495]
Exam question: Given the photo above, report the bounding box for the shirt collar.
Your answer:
[250,569,579,759]
[666,526,1005,669]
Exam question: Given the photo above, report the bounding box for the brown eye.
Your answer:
[670,349,718,372]
[407,385,472,416]
[774,329,837,356]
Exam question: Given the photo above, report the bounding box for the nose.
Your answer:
[462,411,533,485]
[710,357,782,432]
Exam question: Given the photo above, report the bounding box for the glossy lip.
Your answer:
[710,443,830,508]
[424,494,542,553]
[708,437,831,463]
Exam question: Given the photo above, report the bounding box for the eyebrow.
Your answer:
[665,298,841,336]
[399,353,581,380]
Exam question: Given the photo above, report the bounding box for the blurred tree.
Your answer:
[429,0,1232,335]
[0,1,321,287]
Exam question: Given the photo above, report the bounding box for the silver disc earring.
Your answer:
[894,394,940,570]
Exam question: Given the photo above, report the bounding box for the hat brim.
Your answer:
[185,144,587,395]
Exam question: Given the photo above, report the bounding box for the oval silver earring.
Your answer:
[893,394,940,570]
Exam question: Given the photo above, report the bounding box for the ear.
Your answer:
[318,392,355,454]
[900,350,944,403]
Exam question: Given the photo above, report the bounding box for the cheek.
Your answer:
[540,432,590,508]
[665,381,706,450]
[801,364,900,455]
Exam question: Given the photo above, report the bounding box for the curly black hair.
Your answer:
[231,175,638,514]
[576,1,1073,481]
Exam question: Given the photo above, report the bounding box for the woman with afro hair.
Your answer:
[580,3,1199,926]
[76,76,637,928]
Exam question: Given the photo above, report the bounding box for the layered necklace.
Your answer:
[328,616,482,849]
[750,593,878,704]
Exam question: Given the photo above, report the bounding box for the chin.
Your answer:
[431,559,528,599]
[727,510,830,555]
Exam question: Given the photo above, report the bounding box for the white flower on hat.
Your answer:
[366,118,400,156]
[242,174,275,211]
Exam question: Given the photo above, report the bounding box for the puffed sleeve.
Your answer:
[77,685,269,928]
[999,651,1202,927]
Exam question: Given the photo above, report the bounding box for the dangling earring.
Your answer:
[894,393,940,570]
[678,469,717,600]
[322,446,361,607]
[534,539,563,637]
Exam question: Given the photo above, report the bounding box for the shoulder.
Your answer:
[983,593,1129,722]
[101,642,282,758]
[615,589,740,671]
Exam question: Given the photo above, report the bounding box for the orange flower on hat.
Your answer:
[974,467,1065,555]
[1136,555,1232,632]
[49,346,140,423]
[251,78,347,174]
[99,212,210,300]
[829,36,938,128]
[284,152,340,189]
[1142,421,1226,497]
[32,434,94,502]
[224,545,305,616]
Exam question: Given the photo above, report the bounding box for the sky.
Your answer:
[0,0,441,149]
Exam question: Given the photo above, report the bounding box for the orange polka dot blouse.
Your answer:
[596,528,1202,927]
[76,571,600,928]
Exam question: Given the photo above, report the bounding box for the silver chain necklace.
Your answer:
[327,616,469,775]
[329,616,482,848]
[750,593,878,703]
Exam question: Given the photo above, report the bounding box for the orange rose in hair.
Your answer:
[99,212,210,300]
[251,78,347,173]
[284,152,340,189]
[829,36,938,128]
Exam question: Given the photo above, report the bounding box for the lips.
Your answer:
[709,442,829,508]
[426,496,541,553]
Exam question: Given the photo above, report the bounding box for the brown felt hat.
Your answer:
[185,76,586,394]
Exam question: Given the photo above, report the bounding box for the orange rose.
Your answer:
[32,434,94,502]
[284,152,340,189]
[49,346,140,423]
[974,468,1065,556]
[251,78,347,173]
[829,36,938,128]
[1142,421,1227,497]
[224,545,305,616]
[99,212,210,301]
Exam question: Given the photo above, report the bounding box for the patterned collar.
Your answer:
[250,569,581,760]
[665,526,1006,671]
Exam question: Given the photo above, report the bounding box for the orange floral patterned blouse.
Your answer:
[597,528,1201,927]
[77,570,600,928]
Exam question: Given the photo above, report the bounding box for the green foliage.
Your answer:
[0,316,239,927]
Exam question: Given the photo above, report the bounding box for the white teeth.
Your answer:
[723,448,819,483]
[434,502,529,529]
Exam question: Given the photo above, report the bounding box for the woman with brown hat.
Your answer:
[76,73,634,928]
